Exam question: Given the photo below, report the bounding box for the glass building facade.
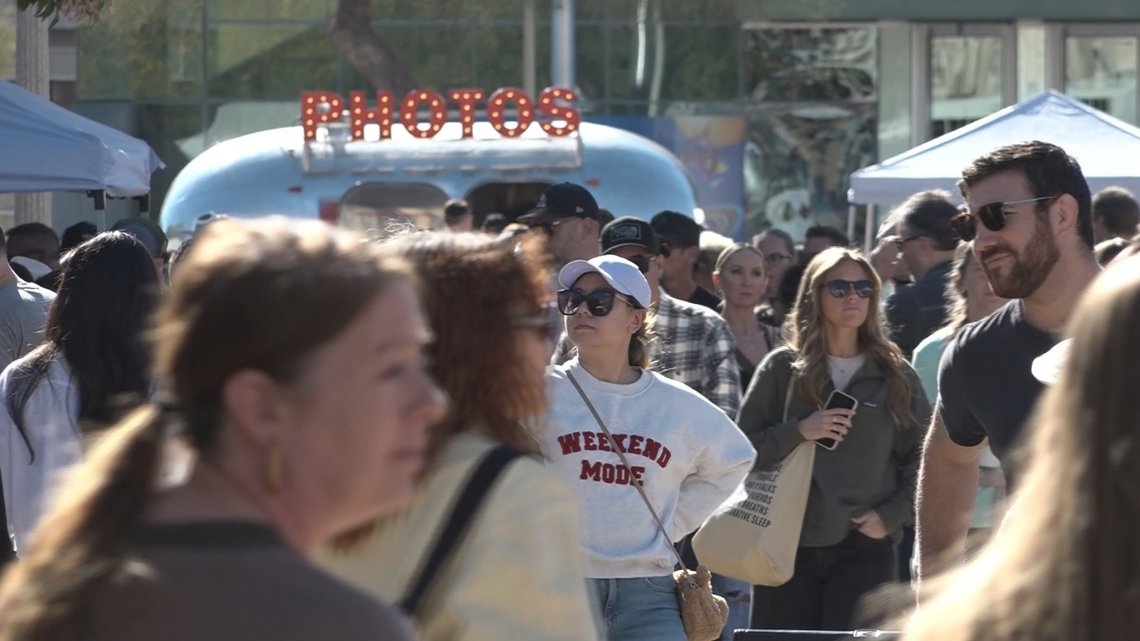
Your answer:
[2,0,1139,240]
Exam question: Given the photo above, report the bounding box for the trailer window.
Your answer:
[464,181,552,227]
[339,182,450,235]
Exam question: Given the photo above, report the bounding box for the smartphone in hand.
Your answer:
[817,389,858,450]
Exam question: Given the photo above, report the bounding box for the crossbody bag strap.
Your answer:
[398,444,524,617]
[566,371,688,571]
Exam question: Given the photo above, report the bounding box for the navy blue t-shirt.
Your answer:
[936,300,1058,471]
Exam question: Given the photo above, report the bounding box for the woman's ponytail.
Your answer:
[0,404,168,641]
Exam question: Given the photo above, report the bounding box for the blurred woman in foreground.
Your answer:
[0,218,446,641]
[321,232,598,641]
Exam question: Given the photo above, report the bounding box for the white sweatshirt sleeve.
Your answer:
[671,410,756,538]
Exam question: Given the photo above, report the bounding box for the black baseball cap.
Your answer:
[517,182,600,224]
[601,217,659,255]
[650,210,702,247]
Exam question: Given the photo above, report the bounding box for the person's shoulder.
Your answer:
[944,301,1022,367]
[662,292,722,322]
[913,327,952,358]
[647,370,734,416]
[303,579,416,639]
[15,280,55,304]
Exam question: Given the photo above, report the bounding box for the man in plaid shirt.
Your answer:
[551,216,741,417]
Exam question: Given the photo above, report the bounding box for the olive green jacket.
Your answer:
[736,346,930,547]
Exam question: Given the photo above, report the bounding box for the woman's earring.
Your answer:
[266,442,283,492]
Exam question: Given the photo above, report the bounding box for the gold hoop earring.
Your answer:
[266,443,283,492]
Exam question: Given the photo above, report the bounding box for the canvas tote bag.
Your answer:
[691,375,815,586]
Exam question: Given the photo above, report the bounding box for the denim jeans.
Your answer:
[711,574,751,640]
[590,576,687,641]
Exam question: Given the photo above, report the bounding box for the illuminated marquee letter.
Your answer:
[486,87,535,138]
[349,91,394,140]
[537,86,580,137]
[301,92,345,141]
[400,89,448,139]
[448,89,485,138]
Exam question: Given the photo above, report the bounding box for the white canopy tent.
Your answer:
[0,80,163,200]
[847,90,1140,246]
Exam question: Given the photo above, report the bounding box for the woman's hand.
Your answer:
[852,510,888,539]
[797,408,854,444]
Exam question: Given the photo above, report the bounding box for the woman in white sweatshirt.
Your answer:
[533,255,756,641]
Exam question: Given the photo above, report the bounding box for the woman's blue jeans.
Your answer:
[589,576,687,641]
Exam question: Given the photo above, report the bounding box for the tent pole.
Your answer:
[847,204,857,248]
[864,204,875,252]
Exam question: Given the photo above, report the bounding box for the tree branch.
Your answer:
[329,0,417,94]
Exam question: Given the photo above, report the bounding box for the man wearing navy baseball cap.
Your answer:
[518,182,604,267]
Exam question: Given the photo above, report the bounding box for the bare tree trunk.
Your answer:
[15,8,52,226]
[329,0,417,94]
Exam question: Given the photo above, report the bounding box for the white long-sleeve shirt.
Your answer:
[534,359,756,579]
[0,354,81,554]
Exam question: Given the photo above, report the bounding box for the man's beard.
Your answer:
[979,214,1060,299]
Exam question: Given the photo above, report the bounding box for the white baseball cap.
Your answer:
[1031,338,1070,385]
[557,255,653,309]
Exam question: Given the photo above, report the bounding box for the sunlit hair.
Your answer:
[902,256,1140,641]
[383,231,551,462]
[784,247,913,426]
[6,231,158,460]
[713,242,766,274]
[0,217,412,641]
[938,243,974,336]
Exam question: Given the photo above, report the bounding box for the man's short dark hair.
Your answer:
[896,190,959,251]
[597,208,615,228]
[805,225,850,248]
[6,222,60,258]
[958,140,1094,249]
[752,228,795,256]
[61,221,98,251]
[1091,186,1140,238]
[443,199,470,221]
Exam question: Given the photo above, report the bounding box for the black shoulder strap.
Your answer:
[398,444,524,617]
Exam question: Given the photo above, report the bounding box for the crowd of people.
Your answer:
[0,138,1136,640]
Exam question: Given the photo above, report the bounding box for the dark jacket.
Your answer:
[885,260,952,359]
[736,347,929,547]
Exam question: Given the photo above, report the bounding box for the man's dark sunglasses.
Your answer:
[824,279,874,299]
[950,195,1057,241]
[556,287,636,316]
[510,303,561,342]
[625,254,653,274]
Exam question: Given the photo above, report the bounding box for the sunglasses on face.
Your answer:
[532,220,566,235]
[556,287,636,317]
[764,252,794,265]
[624,254,654,274]
[657,240,673,258]
[510,303,561,343]
[824,279,875,299]
[950,195,1057,241]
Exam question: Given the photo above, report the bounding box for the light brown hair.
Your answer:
[784,247,913,426]
[0,217,411,641]
[902,256,1140,641]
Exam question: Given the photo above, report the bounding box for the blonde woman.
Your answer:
[737,247,930,630]
[903,255,1140,641]
[712,243,782,391]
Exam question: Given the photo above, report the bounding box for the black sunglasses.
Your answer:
[510,303,561,343]
[824,279,874,299]
[950,196,1057,241]
[556,287,636,317]
[657,240,673,258]
[624,254,653,274]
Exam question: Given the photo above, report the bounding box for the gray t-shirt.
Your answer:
[937,300,1056,472]
[85,521,417,641]
[0,278,54,369]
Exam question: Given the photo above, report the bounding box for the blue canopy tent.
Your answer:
[847,90,1140,247]
[0,80,163,216]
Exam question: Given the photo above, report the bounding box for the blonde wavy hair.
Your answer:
[784,247,913,426]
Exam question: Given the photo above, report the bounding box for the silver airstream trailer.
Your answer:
[160,119,698,242]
